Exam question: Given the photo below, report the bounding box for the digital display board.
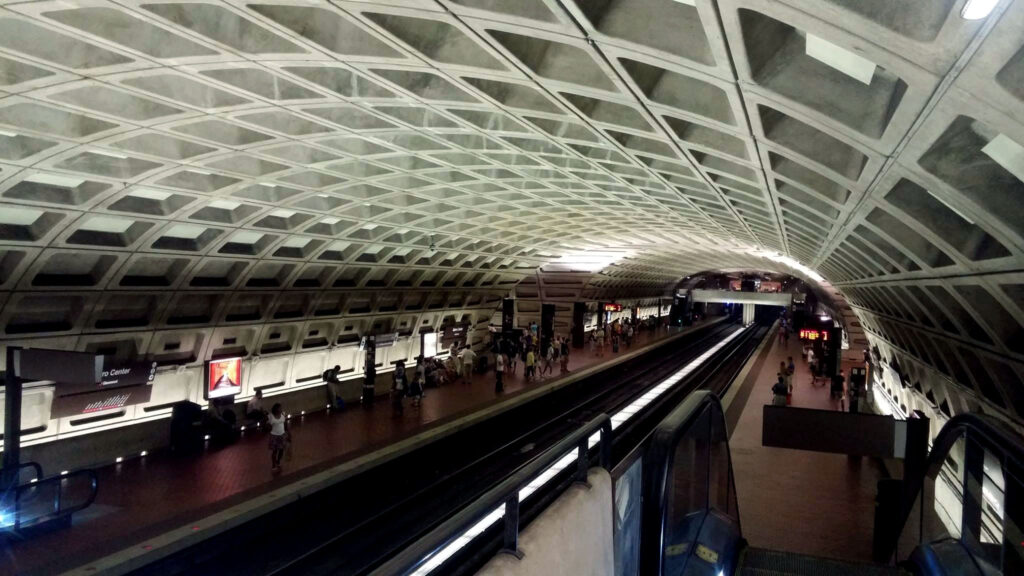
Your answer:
[206,357,242,399]
[604,303,622,312]
[799,329,829,341]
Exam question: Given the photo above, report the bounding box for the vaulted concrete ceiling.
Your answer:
[0,1,1021,417]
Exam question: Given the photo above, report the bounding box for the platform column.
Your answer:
[742,303,755,324]
[572,302,585,348]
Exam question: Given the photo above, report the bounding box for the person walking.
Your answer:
[459,345,476,384]
[525,347,536,382]
[267,403,290,473]
[596,329,605,357]
[778,324,786,345]
[786,356,796,386]
[626,324,634,348]
[494,350,505,393]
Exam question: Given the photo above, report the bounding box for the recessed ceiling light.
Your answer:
[805,34,876,85]
[961,0,998,20]
[981,133,1024,184]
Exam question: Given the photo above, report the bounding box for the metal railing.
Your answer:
[5,467,98,532]
[890,413,1024,573]
[371,413,613,576]
[639,390,742,576]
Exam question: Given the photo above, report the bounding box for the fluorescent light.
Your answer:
[90,149,128,159]
[25,173,85,188]
[962,0,998,20]
[923,187,975,225]
[805,34,876,85]
[981,133,1024,184]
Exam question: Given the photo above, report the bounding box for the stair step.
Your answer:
[740,548,905,576]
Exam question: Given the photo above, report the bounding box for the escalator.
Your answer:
[637,392,1024,576]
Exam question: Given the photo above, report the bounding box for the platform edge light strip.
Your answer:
[410,325,748,575]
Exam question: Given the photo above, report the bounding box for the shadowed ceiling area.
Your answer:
[0,1,1020,420]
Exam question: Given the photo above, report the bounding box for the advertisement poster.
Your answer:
[422,332,438,358]
[207,357,242,399]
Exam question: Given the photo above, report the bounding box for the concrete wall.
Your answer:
[475,468,614,576]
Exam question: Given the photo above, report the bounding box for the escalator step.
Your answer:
[740,548,906,576]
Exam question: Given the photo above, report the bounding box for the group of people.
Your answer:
[492,331,573,392]
[588,321,637,357]
[771,356,797,406]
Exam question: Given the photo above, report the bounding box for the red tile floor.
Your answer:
[2,322,705,575]
[727,332,885,563]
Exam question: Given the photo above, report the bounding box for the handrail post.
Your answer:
[502,493,523,559]
[600,420,612,470]
[576,441,588,484]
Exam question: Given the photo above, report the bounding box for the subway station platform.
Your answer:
[2,320,715,576]
[724,327,884,563]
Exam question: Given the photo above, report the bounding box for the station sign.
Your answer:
[603,303,623,312]
[51,384,153,418]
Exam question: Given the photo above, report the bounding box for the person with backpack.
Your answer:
[771,374,788,407]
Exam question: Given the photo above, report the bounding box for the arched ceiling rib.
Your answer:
[0,1,1021,415]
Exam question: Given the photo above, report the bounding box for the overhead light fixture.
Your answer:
[961,0,998,19]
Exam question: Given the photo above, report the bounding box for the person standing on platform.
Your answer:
[494,349,505,393]
[778,324,786,345]
[408,371,423,407]
[596,329,605,357]
[786,356,796,388]
[626,324,634,348]
[560,337,570,374]
[268,403,290,473]
[611,332,620,354]
[508,337,519,376]
[459,345,476,384]
[392,363,407,416]
[771,374,788,406]
[543,340,555,377]
[831,368,846,405]
[246,389,268,425]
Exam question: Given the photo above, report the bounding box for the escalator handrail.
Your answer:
[890,412,1024,556]
[639,390,739,574]
[371,413,613,576]
[12,468,98,530]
